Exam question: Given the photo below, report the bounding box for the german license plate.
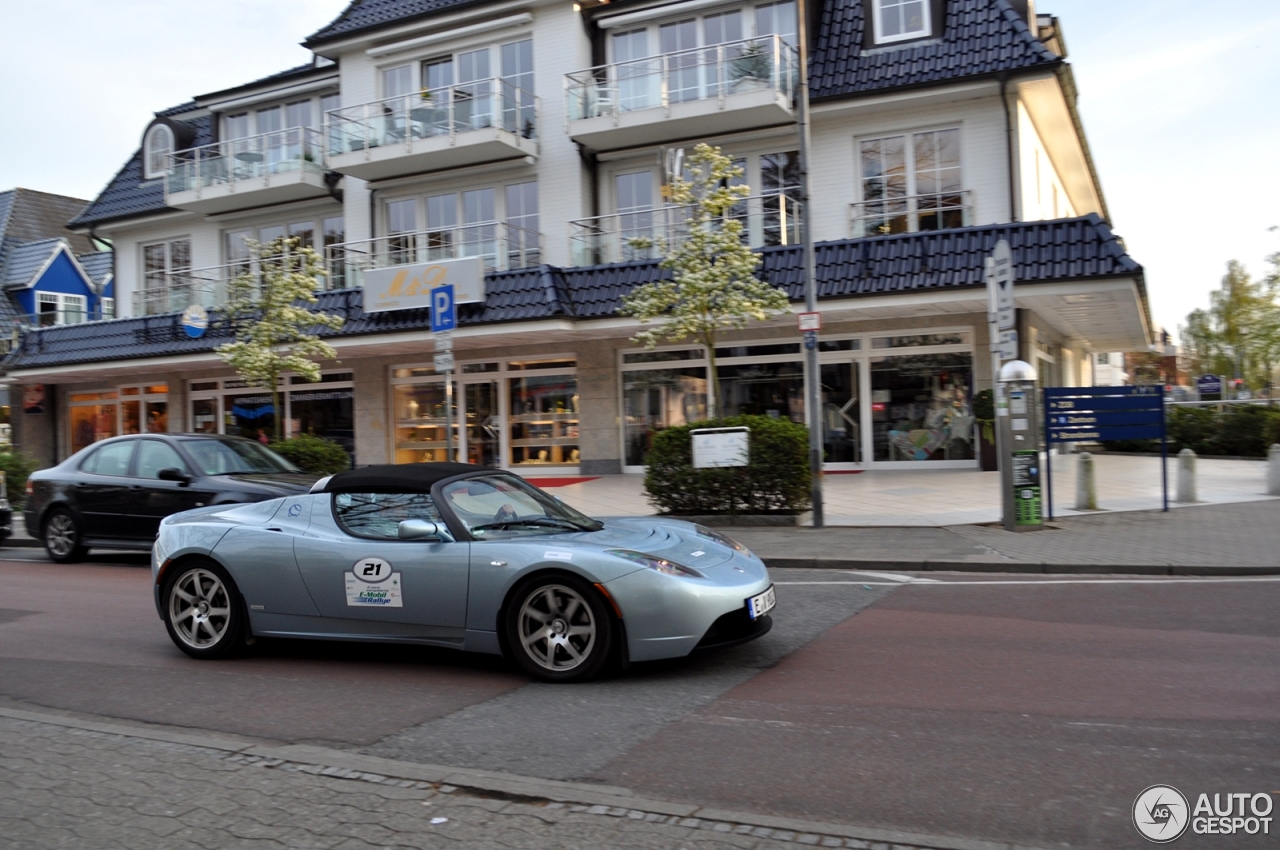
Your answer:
[745,585,776,620]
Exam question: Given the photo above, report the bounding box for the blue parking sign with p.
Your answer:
[430,284,456,333]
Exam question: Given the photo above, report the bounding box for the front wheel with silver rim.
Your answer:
[161,560,246,659]
[505,574,613,683]
[43,509,86,563]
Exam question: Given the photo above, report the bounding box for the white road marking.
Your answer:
[774,576,1280,586]
[842,570,938,583]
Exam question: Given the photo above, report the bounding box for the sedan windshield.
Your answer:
[178,438,299,476]
[441,474,602,538]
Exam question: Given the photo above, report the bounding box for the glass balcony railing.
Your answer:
[166,128,326,194]
[566,35,797,122]
[850,190,972,238]
[569,193,802,266]
[326,222,542,289]
[325,80,538,157]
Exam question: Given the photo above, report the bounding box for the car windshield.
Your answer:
[178,437,299,475]
[440,473,602,539]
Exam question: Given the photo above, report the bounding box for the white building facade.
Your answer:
[11,0,1151,474]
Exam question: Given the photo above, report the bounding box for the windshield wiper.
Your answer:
[472,517,594,533]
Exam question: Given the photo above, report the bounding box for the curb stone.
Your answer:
[0,704,1050,850]
[760,558,1280,575]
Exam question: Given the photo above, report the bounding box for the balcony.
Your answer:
[326,81,538,181]
[165,128,331,215]
[327,222,542,290]
[132,267,233,317]
[850,191,973,238]
[569,193,801,265]
[565,36,796,152]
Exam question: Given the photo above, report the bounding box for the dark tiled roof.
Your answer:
[77,251,114,287]
[9,215,1140,370]
[811,0,1060,99]
[0,189,95,255]
[2,239,64,288]
[196,63,336,103]
[67,114,212,228]
[305,0,486,46]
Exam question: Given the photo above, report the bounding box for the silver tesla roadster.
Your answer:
[152,463,775,682]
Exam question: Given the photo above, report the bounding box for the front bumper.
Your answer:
[604,556,772,662]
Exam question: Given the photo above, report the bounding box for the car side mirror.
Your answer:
[158,467,191,485]
[398,519,451,542]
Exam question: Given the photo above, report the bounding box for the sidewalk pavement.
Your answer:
[728,499,1280,572]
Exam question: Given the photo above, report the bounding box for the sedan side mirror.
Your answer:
[157,467,191,485]
[398,519,452,542]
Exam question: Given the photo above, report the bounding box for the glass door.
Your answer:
[819,362,861,464]
[461,380,501,467]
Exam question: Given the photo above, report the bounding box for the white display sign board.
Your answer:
[433,351,455,372]
[362,256,483,313]
[691,427,750,468]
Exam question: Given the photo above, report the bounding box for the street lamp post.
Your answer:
[795,0,824,527]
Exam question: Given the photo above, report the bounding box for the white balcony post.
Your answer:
[661,54,670,117]
[717,44,726,108]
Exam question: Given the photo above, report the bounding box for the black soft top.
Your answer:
[319,463,485,493]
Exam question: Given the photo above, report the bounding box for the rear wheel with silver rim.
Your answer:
[505,574,612,683]
[43,509,86,563]
[162,560,246,659]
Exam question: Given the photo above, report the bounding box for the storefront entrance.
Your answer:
[461,379,501,467]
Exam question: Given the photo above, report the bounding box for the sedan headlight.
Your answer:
[695,525,748,553]
[608,549,704,578]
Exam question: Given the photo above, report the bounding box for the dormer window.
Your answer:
[873,0,930,43]
[144,124,174,180]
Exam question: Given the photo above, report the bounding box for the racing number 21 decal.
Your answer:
[345,557,403,608]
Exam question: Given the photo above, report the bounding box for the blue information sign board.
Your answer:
[1042,385,1168,517]
[429,284,456,333]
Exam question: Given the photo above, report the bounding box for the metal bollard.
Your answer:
[1075,452,1097,510]
[1269,444,1280,496]
[1176,448,1197,503]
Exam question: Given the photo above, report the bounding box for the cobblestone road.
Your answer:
[0,716,933,850]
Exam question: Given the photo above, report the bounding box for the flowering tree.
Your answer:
[217,237,345,441]
[621,143,789,418]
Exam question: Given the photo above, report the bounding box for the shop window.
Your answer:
[290,387,354,457]
[870,353,973,461]
[509,374,579,466]
[623,367,707,467]
[623,349,701,364]
[69,392,120,455]
[718,361,805,421]
[508,359,575,371]
[714,342,801,358]
[394,380,451,464]
[871,332,967,349]
[120,384,168,435]
[226,391,276,443]
[191,398,219,434]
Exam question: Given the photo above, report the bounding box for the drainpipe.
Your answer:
[1000,74,1019,223]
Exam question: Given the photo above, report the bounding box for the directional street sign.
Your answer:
[433,351,455,372]
[987,240,1015,330]
[1042,385,1169,517]
[991,328,1018,362]
[430,284,456,333]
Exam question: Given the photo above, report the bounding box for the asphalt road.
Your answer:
[1,551,1276,849]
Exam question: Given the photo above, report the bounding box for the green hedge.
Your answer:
[0,449,40,508]
[643,415,811,515]
[271,434,351,475]
[1102,405,1280,457]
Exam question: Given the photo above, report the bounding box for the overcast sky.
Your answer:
[1,0,1275,339]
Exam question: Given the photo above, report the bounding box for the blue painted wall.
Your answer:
[14,249,108,318]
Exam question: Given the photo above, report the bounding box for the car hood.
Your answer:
[214,472,318,493]
[557,517,737,569]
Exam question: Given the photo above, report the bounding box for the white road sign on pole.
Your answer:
[435,331,453,352]
[988,239,1015,330]
[433,351,455,372]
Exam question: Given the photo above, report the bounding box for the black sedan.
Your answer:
[25,434,317,562]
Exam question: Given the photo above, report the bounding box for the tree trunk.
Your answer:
[272,383,282,443]
[704,332,721,421]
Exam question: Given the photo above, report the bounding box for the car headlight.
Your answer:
[608,549,704,578]
[695,525,748,553]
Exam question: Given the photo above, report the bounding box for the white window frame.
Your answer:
[144,124,174,180]
[101,297,115,320]
[872,0,932,44]
[36,292,87,326]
